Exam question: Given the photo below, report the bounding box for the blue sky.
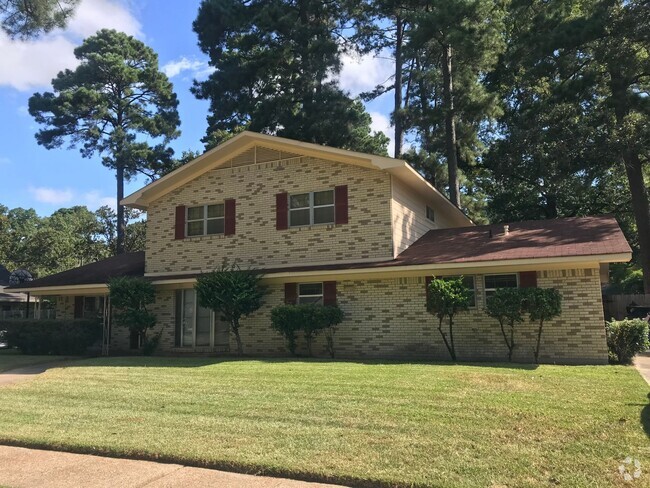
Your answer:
[0,0,394,216]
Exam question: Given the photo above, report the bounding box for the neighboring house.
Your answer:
[9,132,632,363]
[0,265,38,320]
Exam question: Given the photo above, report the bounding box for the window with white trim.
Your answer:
[297,283,324,305]
[484,274,518,299]
[186,204,224,237]
[289,190,334,227]
[426,205,435,222]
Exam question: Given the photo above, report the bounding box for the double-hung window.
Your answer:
[289,190,335,227]
[297,283,324,305]
[186,204,224,237]
[484,274,518,299]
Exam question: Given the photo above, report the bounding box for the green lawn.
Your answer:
[0,358,647,487]
[0,350,69,373]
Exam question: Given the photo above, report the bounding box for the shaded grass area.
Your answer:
[0,357,648,487]
[0,350,70,373]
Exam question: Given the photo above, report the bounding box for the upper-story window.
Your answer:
[426,205,435,222]
[289,190,335,227]
[484,274,518,298]
[297,282,324,305]
[186,204,225,237]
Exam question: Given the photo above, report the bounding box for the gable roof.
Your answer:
[121,131,471,226]
[9,216,629,292]
[7,252,145,290]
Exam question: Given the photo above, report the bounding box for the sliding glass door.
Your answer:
[176,289,229,349]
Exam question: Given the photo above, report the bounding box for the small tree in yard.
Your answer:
[426,277,471,361]
[195,265,266,355]
[108,277,157,351]
[485,288,527,362]
[526,288,562,363]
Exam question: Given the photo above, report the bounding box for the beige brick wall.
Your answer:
[145,156,393,274]
[143,267,607,364]
[391,177,437,257]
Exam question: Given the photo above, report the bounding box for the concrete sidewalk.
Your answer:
[0,445,346,488]
[634,352,650,384]
[0,362,69,387]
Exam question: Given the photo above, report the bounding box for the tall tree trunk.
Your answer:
[442,43,461,208]
[393,14,404,158]
[623,151,650,292]
[610,68,650,293]
[116,164,126,255]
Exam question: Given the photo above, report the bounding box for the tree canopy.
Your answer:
[192,0,389,154]
[0,0,79,39]
[29,29,180,255]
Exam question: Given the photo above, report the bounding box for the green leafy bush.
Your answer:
[109,276,157,348]
[2,319,101,355]
[525,288,562,363]
[606,319,649,364]
[270,304,344,357]
[270,305,302,355]
[485,288,527,361]
[426,276,472,361]
[195,264,266,355]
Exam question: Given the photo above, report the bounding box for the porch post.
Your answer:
[102,294,111,356]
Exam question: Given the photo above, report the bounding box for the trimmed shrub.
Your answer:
[270,304,344,357]
[2,319,101,355]
[525,288,562,363]
[426,276,472,361]
[606,319,649,364]
[109,276,157,348]
[195,264,266,355]
[485,288,527,361]
[270,305,303,355]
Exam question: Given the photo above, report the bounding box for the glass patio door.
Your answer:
[180,289,214,348]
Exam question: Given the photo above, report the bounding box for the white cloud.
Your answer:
[338,51,394,97]
[162,56,214,80]
[368,111,395,157]
[0,0,141,91]
[28,186,114,209]
[29,186,74,205]
[82,191,115,209]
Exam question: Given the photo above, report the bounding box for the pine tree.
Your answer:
[29,29,180,255]
[192,0,389,154]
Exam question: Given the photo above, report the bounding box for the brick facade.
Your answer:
[145,156,393,274]
[100,267,606,364]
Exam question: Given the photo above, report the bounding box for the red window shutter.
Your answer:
[323,281,337,306]
[284,283,297,305]
[335,185,348,224]
[174,205,186,240]
[224,199,236,236]
[519,271,537,288]
[276,192,288,230]
[74,296,84,319]
[425,276,432,308]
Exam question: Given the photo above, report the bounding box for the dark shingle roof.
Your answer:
[7,216,631,290]
[393,215,631,265]
[8,252,145,290]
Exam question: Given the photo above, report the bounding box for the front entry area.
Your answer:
[174,290,230,351]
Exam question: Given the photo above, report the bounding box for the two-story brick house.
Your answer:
[11,132,632,363]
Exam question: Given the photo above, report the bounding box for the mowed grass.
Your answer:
[0,350,69,372]
[0,358,648,487]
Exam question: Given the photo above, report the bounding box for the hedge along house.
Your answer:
[9,132,632,363]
